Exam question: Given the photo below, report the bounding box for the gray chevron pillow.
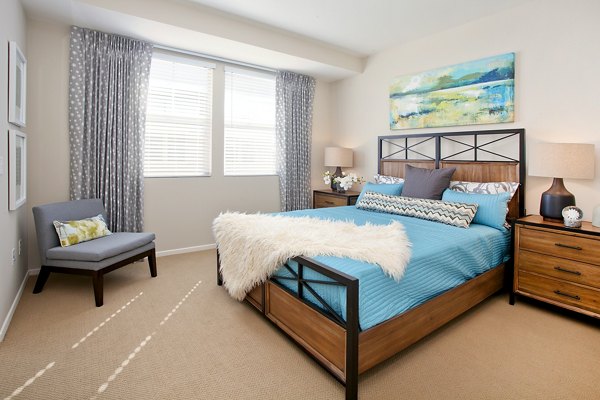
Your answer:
[356,191,478,228]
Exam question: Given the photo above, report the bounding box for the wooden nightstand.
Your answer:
[313,189,360,209]
[512,215,600,318]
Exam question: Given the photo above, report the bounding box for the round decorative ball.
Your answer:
[562,206,583,228]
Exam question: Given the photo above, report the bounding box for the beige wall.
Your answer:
[26,20,71,271]
[26,18,332,265]
[0,0,28,340]
[330,0,600,217]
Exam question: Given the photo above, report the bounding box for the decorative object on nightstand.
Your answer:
[512,215,600,319]
[322,171,363,193]
[335,173,364,193]
[313,189,359,209]
[324,147,353,191]
[593,204,600,228]
[528,142,595,222]
[562,206,583,228]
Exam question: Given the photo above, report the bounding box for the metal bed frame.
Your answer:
[217,128,526,400]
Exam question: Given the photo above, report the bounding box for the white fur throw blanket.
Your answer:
[213,212,412,301]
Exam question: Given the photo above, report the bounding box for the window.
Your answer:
[144,52,214,177]
[224,67,276,176]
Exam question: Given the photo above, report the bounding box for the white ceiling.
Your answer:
[184,0,531,56]
[21,0,531,80]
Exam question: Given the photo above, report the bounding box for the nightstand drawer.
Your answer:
[519,227,600,265]
[518,271,600,314]
[519,250,600,288]
[313,190,360,209]
[314,194,348,208]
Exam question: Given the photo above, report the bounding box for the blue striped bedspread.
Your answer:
[274,206,511,330]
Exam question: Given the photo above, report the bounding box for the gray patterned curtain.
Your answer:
[69,26,153,232]
[276,71,316,211]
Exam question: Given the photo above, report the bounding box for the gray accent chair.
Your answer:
[32,199,157,307]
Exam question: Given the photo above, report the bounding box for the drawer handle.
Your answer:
[554,266,582,276]
[324,201,335,205]
[553,290,581,301]
[554,243,582,251]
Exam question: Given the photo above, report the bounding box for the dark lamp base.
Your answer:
[539,178,575,221]
[330,166,344,191]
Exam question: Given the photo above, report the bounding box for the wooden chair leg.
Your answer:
[33,266,51,294]
[148,249,157,277]
[92,272,104,307]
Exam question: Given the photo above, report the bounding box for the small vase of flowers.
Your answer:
[323,171,364,192]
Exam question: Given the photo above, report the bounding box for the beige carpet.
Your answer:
[1,250,599,400]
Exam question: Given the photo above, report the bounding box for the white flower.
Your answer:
[333,172,364,190]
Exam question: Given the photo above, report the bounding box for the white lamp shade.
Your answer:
[324,147,353,167]
[529,143,595,179]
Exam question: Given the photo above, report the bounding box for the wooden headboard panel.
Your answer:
[378,129,526,220]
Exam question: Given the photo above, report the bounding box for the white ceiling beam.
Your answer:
[66,0,364,80]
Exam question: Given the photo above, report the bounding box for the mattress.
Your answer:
[274,206,511,330]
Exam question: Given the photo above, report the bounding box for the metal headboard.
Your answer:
[378,128,526,218]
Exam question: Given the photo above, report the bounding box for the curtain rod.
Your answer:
[153,44,277,73]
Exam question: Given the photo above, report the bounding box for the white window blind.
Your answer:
[144,52,214,177]
[224,67,276,176]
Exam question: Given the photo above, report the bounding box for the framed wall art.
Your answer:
[9,41,27,127]
[9,129,27,210]
[390,53,515,130]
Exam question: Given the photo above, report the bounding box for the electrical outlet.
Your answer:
[11,248,16,265]
[18,239,22,255]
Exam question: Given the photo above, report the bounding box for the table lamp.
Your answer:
[324,147,353,191]
[529,142,595,222]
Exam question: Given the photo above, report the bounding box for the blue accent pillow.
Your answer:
[357,182,404,203]
[442,189,511,230]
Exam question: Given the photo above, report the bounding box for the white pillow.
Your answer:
[449,181,519,199]
[374,174,405,185]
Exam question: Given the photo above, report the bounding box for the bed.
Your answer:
[217,128,526,400]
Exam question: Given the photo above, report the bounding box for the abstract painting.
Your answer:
[390,53,514,130]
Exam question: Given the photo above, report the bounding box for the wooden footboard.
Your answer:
[218,254,505,400]
[218,255,359,399]
[358,264,505,373]
[266,282,348,380]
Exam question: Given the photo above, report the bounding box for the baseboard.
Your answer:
[156,244,216,258]
[0,270,32,342]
